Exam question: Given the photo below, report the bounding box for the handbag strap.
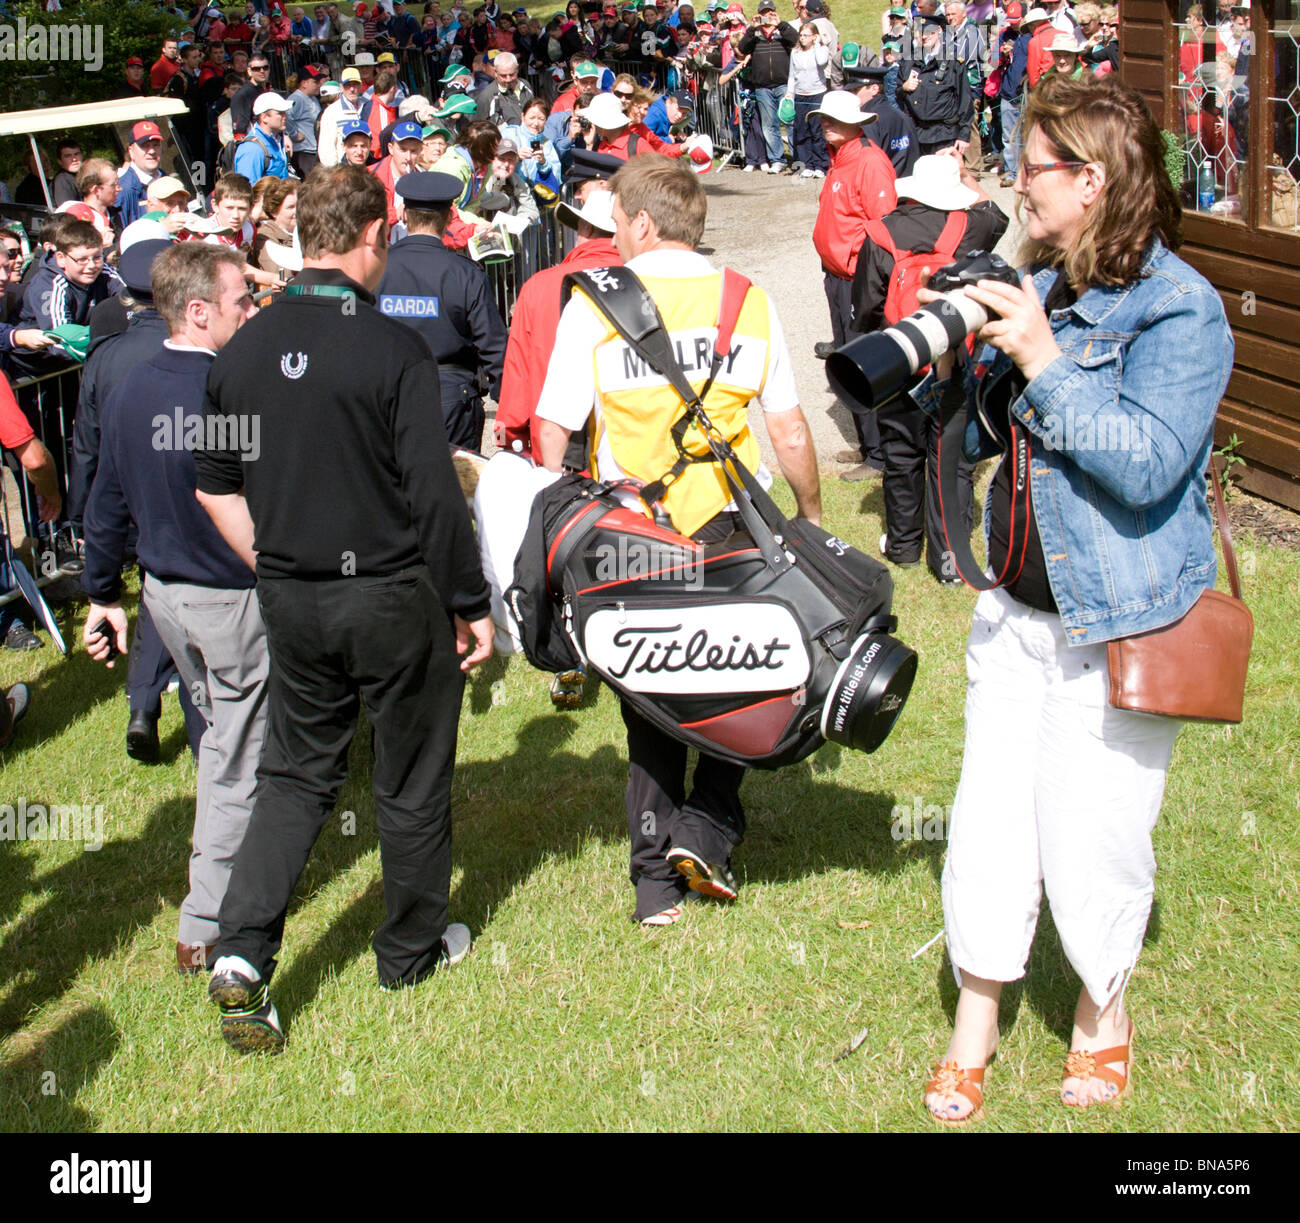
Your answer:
[1209,456,1242,601]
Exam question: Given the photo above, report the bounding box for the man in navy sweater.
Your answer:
[82,241,268,978]
[71,239,208,765]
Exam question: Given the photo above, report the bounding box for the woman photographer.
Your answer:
[915,74,1233,1124]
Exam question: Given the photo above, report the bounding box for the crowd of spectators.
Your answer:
[0,0,1144,658]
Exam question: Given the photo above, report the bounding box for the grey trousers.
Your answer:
[143,574,270,946]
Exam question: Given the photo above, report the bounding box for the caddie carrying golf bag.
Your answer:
[505,267,918,770]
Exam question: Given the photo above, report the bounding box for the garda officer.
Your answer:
[376,171,509,453]
[898,14,974,155]
[846,62,920,177]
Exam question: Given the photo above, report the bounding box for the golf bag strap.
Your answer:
[563,266,790,574]
[935,375,1033,591]
[644,267,754,504]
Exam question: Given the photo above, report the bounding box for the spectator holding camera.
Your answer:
[912,76,1234,1125]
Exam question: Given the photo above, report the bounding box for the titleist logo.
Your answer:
[585,603,811,695]
[606,625,790,681]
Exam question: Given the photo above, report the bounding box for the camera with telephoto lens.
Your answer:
[826,250,1022,413]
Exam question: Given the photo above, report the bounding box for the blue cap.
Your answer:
[340,119,370,142]
[390,119,424,145]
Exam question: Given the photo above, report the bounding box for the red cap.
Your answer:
[60,203,97,224]
[126,56,143,67]
[301,63,325,77]
[131,120,162,143]
[1004,2,1023,20]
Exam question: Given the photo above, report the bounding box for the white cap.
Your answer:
[352,51,377,66]
[808,90,879,126]
[262,237,303,273]
[253,92,292,116]
[893,154,979,211]
[1047,31,1083,52]
[578,92,631,131]
[1022,6,1050,23]
[118,218,172,253]
[556,185,617,234]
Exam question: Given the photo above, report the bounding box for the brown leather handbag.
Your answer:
[1106,462,1253,723]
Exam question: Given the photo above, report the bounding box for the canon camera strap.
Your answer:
[934,369,1033,591]
[562,265,793,575]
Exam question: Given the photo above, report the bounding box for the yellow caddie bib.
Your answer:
[580,271,774,538]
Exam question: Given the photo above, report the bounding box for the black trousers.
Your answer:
[877,393,975,578]
[217,566,466,987]
[441,377,486,453]
[618,511,746,921]
[127,594,206,756]
[823,271,882,464]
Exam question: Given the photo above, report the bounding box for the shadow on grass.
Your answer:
[0,1006,118,1132]
[0,796,195,1036]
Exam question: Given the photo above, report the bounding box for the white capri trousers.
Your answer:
[942,586,1184,1011]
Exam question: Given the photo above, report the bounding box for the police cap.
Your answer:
[568,148,625,183]
[395,171,464,209]
[116,238,172,298]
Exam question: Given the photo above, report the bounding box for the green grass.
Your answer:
[1,475,1297,1132]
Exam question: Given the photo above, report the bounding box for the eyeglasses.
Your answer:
[63,251,103,266]
[613,89,634,98]
[1018,159,1089,181]
[250,63,270,72]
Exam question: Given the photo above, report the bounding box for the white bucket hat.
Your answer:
[808,90,879,126]
[1021,6,1050,24]
[893,154,979,211]
[1047,31,1083,53]
[556,185,617,233]
[578,92,631,131]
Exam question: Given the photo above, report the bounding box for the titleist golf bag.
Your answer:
[504,267,917,770]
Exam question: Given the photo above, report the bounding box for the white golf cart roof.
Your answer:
[0,97,188,137]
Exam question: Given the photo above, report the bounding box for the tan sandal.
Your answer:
[1061,1023,1135,1109]
[924,1060,986,1126]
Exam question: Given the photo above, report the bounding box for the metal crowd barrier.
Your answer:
[1,363,82,605]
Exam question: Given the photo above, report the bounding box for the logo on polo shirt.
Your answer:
[280,351,308,379]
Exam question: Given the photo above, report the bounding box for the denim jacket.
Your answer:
[914,240,1234,646]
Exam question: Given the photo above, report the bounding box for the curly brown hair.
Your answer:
[1018,74,1183,289]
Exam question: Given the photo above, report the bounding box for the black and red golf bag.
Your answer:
[504,267,918,770]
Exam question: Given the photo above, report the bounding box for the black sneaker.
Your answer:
[209,957,284,1054]
[667,847,739,902]
[813,341,836,360]
[3,622,42,652]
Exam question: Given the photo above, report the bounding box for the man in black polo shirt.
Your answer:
[194,165,495,1053]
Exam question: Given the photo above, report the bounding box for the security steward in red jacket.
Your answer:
[495,150,624,456]
[810,90,898,479]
